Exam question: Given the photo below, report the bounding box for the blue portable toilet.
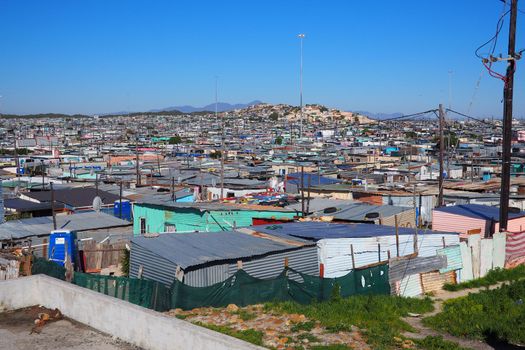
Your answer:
[483,171,491,181]
[114,200,132,221]
[48,230,77,266]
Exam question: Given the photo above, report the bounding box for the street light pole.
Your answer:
[298,33,305,139]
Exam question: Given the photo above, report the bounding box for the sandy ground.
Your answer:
[0,306,141,350]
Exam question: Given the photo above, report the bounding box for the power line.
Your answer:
[378,109,438,122]
[446,108,502,128]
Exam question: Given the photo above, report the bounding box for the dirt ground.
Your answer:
[0,306,141,350]
[167,304,371,350]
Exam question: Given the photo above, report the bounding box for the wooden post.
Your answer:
[284,257,289,268]
[42,238,48,258]
[442,236,446,248]
[237,260,243,270]
[378,243,381,262]
[387,250,391,260]
[350,244,356,269]
[394,214,400,257]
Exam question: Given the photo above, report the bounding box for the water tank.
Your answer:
[48,230,77,266]
[114,200,132,221]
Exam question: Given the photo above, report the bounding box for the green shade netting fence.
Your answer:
[34,259,390,312]
[31,257,66,281]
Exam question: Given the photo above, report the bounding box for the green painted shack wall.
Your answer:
[133,203,298,235]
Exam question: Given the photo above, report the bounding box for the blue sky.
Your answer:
[0,1,523,117]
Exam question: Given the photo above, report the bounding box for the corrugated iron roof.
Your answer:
[253,222,459,240]
[131,230,313,269]
[0,211,131,240]
[135,198,295,212]
[312,202,412,221]
[434,204,525,222]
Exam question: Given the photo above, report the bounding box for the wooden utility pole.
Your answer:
[135,144,141,187]
[171,177,175,201]
[50,182,57,230]
[499,0,518,232]
[119,180,123,219]
[13,131,20,184]
[438,104,445,207]
[300,166,305,216]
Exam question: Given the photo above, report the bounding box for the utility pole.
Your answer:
[41,160,45,190]
[298,33,305,139]
[499,0,518,232]
[119,180,123,219]
[13,130,20,185]
[217,77,225,201]
[438,104,445,207]
[50,182,57,230]
[135,144,141,187]
[171,177,175,201]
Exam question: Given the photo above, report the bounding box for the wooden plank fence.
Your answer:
[81,241,126,273]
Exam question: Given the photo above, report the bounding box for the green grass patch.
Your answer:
[310,345,353,350]
[443,265,525,291]
[413,335,470,350]
[233,309,257,321]
[425,279,525,345]
[194,322,264,346]
[297,332,320,343]
[291,321,315,332]
[266,294,434,350]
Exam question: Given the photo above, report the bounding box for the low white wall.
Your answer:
[0,275,263,350]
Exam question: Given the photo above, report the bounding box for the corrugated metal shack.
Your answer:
[130,230,317,287]
[433,203,525,236]
[253,222,459,278]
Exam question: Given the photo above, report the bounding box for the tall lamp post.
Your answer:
[298,33,305,139]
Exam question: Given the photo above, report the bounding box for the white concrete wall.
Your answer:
[0,275,263,350]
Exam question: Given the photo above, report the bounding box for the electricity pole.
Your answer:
[499,0,518,232]
[298,33,305,139]
[438,104,445,207]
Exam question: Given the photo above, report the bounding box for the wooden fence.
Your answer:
[81,241,126,273]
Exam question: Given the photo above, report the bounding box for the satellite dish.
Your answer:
[92,196,102,212]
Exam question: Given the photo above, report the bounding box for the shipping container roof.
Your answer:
[433,204,525,222]
[131,230,313,269]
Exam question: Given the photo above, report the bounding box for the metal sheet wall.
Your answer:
[130,242,318,287]
[318,233,458,278]
[437,245,462,273]
[130,241,177,286]
[227,246,319,281]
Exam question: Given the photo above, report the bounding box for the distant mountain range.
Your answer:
[353,111,403,120]
[149,100,263,113]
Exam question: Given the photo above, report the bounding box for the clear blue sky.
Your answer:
[0,0,523,117]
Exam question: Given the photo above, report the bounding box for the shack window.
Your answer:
[140,217,147,234]
[165,223,176,233]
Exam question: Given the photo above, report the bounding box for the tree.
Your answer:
[269,112,279,121]
[169,135,182,144]
[275,136,283,145]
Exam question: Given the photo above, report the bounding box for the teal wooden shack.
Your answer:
[133,199,299,235]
